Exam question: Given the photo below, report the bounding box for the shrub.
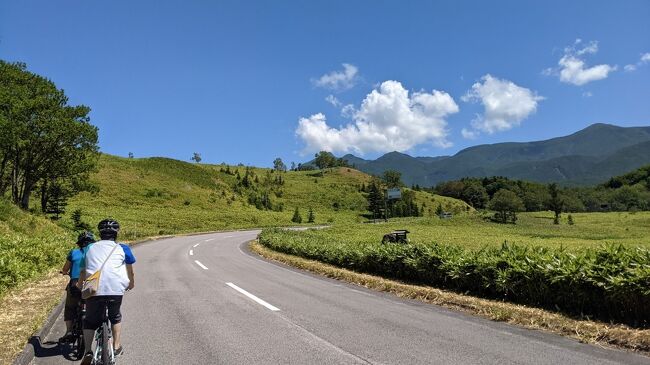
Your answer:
[259,229,650,327]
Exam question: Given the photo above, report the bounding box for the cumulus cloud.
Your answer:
[312,63,359,91]
[624,52,650,72]
[461,128,479,139]
[296,80,459,155]
[461,74,543,137]
[546,39,616,86]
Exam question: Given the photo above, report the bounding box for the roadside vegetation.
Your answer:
[259,212,650,327]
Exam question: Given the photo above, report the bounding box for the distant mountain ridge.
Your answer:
[337,123,650,186]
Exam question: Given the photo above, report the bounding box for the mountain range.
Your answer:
[338,123,650,186]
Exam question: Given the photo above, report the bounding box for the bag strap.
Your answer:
[96,243,120,275]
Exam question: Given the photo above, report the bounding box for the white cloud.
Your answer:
[546,39,616,86]
[461,74,543,137]
[296,80,459,155]
[641,53,650,63]
[325,95,341,107]
[461,128,479,139]
[625,52,650,72]
[341,104,356,118]
[624,64,637,72]
[582,91,593,98]
[312,63,359,91]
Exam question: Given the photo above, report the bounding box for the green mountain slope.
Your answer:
[342,123,650,186]
[63,154,468,240]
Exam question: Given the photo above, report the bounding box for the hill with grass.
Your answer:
[60,154,469,240]
[0,199,73,297]
[342,123,650,186]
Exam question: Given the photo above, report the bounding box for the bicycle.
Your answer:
[69,299,86,360]
[89,303,115,365]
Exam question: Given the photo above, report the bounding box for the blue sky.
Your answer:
[1,1,649,167]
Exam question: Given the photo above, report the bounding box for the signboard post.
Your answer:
[385,188,402,221]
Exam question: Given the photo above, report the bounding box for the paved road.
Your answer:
[30,230,649,364]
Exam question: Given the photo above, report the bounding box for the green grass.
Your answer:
[61,154,468,239]
[259,213,650,326]
[278,211,650,252]
[0,199,74,297]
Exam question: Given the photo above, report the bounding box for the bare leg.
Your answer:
[64,320,72,333]
[112,322,122,350]
[83,329,94,353]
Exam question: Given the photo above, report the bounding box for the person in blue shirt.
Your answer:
[59,231,96,343]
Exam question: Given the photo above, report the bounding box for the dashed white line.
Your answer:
[189,249,194,256]
[226,282,280,311]
[193,243,200,248]
[194,260,208,270]
[205,238,215,242]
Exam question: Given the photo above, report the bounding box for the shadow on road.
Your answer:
[28,336,77,361]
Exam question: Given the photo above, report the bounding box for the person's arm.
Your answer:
[60,260,71,275]
[126,264,135,290]
[121,243,136,291]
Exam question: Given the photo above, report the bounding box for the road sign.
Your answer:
[387,188,401,200]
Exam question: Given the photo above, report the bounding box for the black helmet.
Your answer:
[76,231,96,247]
[98,219,120,239]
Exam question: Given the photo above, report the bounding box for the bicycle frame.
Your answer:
[92,305,115,365]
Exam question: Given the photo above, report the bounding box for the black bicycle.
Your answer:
[91,304,115,365]
[70,299,86,360]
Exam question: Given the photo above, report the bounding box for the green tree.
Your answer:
[191,152,202,163]
[488,189,524,224]
[382,170,403,188]
[291,207,302,223]
[273,158,287,172]
[547,183,564,224]
[366,180,384,219]
[307,207,315,223]
[314,151,337,169]
[0,61,99,209]
[461,182,488,209]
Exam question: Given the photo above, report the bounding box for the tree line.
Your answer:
[429,167,650,214]
[0,61,99,216]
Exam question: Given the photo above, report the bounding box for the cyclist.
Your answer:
[79,219,136,365]
[59,231,96,343]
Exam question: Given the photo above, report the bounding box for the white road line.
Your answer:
[205,238,215,242]
[189,250,194,256]
[194,260,208,270]
[193,243,200,248]
[226,282,280,311]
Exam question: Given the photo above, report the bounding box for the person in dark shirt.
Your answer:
[59,231,95,342]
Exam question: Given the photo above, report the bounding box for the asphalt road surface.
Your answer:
[29,230,649,364]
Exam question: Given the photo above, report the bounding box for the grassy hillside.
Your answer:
[61,154,468,240]
[0,199,73,297]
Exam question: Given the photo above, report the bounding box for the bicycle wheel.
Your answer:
[101,322,110,364]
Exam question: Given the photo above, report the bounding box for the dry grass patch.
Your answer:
[250,241,650,354]
[0,270,66,365]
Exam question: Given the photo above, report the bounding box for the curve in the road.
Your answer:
[30,230,650,365]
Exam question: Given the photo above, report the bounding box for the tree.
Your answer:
[461,182,488,209]
[382,170,403,188]
[488,189,524,224]
[128,152,134,158]
[71,209,92,231]
[547,183,564,224]
[291,207,302,223]
[273,158,287,172]
[44,181,68,220]
[0,61,99,209]
[314,151,337,169]
[191,152,202,163]
[366,180,384,219]
[307,207,315,223]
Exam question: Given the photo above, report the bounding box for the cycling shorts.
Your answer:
[83,295,123,330]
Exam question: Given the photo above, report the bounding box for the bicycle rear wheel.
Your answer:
[100,322,110,364]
